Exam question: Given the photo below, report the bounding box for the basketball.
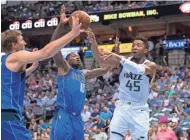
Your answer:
[69,10,90,30]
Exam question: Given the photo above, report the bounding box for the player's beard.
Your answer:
[131,55,146,64]
[70,64,81,70]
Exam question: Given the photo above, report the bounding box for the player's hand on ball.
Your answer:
[60,5,69,24]
[71,16,84,36]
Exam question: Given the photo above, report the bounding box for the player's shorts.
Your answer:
[110,100,149,140]
[51,109,84,140]
[1,110,32,140]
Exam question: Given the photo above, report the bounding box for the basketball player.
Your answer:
[85,29,156,140]
[1,16,83,139]
[49,6,112,140]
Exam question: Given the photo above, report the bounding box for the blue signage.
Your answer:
[163,39,185,49]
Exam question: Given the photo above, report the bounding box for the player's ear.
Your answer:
[144,48,148,54]
[12,42,17,49]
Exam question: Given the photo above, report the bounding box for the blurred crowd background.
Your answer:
[1,0,190,140]
[1,1,182,22]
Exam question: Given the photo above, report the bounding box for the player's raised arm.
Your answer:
[85,28,120,68]
[102,52,157,77]
[85,28,104,64]
[83,66,111,80]
[5,16,82,72]
[51,5,70,74]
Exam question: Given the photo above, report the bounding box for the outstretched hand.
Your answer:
[100,51,114,61]
[84,28,96,43]
[60,5,69,24]
[71,16,85,36]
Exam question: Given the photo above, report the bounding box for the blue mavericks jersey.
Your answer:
[57,68,86,113]
[1,54,26,116]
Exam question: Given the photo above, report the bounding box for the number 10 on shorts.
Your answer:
[126,80,140,92]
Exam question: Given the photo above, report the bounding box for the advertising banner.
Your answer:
[2,3,188,31]
[98,43,132,53]
[163,39,185,49]
[7,14,100,30]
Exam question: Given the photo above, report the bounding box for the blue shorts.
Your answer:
[50,109,84,140]
[2,121,32,140]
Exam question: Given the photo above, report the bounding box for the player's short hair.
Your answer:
[66,52,75,60]
[1,30,22,52]
[134,36,149,49]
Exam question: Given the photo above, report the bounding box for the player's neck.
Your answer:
[131,56,146,64]
[4,50,15,54]
[10,49,17,53]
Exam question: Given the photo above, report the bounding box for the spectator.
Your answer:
[163,95,170,107]
[151,96,162,108]
[45,93,56,111]
[38,119,48,130]
[149,123,159,140]
[91,125,108,140]
[170,71,179,82]
[170,118,185,140]
[81,107,91,123]
[156,116,177,140]
[107,101,115,112]
[29,119,37,134]
[165,85,176,98]
[183,102,190,115]
[157,77,166,89]
[175,67,182,78]
[180,86,190,99]
[170,96,180,107]
[100,107,112,121]
[24,93,32,107]
[84,117,94,130]
[26,109,35,121]
[91,108,100,118]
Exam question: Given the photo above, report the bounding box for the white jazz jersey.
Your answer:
[118,57,150,103]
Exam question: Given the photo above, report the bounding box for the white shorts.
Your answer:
[110,100,149,140]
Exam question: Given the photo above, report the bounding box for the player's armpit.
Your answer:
[53,51,70,75]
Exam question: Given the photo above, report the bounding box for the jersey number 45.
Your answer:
[126,80,140,92]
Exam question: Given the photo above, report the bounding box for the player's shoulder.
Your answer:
[144,60,157,69]
[6,50,30,62]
